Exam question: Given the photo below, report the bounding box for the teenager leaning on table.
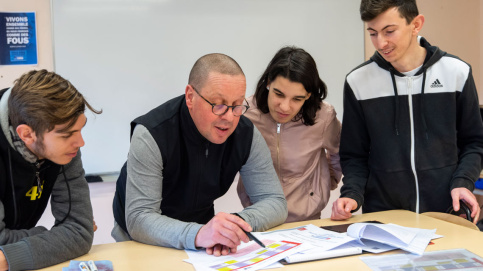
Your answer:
[0,70,101,270]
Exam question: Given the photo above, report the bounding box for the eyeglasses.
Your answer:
[191,85,249,116]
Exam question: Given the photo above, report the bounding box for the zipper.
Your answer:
[276,123,281,177]
[407,77,420,213]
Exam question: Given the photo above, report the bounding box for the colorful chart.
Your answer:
[209,241,301,271]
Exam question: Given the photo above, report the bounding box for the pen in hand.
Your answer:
[244,230,265,248]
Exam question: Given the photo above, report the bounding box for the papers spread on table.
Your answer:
[256,223,438,258]
[254,224,363,264]
[184,222,441,270]
[360,248,483,270]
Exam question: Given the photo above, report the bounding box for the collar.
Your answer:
[9,125,38,163]
[180,100,211,147]
[0,88,40,164]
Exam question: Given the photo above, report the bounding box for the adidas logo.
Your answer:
[430,79,443,88]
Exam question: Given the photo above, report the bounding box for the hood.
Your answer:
[369,37,446,137]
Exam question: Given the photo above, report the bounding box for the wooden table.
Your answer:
[39,210,483,270]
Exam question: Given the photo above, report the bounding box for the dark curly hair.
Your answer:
[253,46,327,126]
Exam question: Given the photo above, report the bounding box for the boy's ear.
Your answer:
[412,14,425,35]
[16,124,37,145]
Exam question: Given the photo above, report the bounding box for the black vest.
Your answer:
[0,88,61,229]
[113,95,253,233]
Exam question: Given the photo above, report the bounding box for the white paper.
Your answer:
[185,240,309,271]
[284,246,362,263]
[184,240,284,270]
[347,223,436,255]
[255,224,356,251]
[254,224,363,263]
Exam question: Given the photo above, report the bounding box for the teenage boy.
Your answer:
[332,0,483,223]
[0,70,101,270]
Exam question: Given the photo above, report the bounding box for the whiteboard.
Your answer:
[52,0,364,174]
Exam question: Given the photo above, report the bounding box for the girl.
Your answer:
[237,46,342,222]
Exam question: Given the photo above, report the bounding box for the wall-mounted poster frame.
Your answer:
[0,11,38,65]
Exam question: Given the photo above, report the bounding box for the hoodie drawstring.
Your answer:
[7,148,18,228]
[420,70,429,139]
[389,70,400,135]
[390,68,429,139]
[7,149,72,228]
[54,166,72,227]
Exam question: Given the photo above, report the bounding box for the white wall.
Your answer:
[52,0,364,174]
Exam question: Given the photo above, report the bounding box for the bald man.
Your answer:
[112,53,287,256]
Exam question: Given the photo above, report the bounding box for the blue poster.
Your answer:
[0,12,37,65]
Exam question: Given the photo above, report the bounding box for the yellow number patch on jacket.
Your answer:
[25,184,43,200]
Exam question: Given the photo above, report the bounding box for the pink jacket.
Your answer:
[237,96,342,222]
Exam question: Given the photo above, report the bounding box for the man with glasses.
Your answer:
[112,53,288,256]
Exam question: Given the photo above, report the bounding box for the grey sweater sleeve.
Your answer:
[237,127,288,231]
[0,151,94,271]
[125,125,202,250]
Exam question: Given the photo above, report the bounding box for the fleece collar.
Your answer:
[0,88,39,163]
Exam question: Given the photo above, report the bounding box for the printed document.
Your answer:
[361,248,483,270]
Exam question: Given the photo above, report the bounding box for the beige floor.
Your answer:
[37,174,350,245]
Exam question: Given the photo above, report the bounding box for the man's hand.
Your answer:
[0,250,8,271]
[195,212,251,256]
[451,187,480,224]
[331,198,357,221]
[94,220,98,232]
[206,244,231,256]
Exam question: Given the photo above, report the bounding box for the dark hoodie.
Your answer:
[0,88,93,271]
[339,37,483,214]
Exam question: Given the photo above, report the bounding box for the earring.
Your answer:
[266,86,269,90]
